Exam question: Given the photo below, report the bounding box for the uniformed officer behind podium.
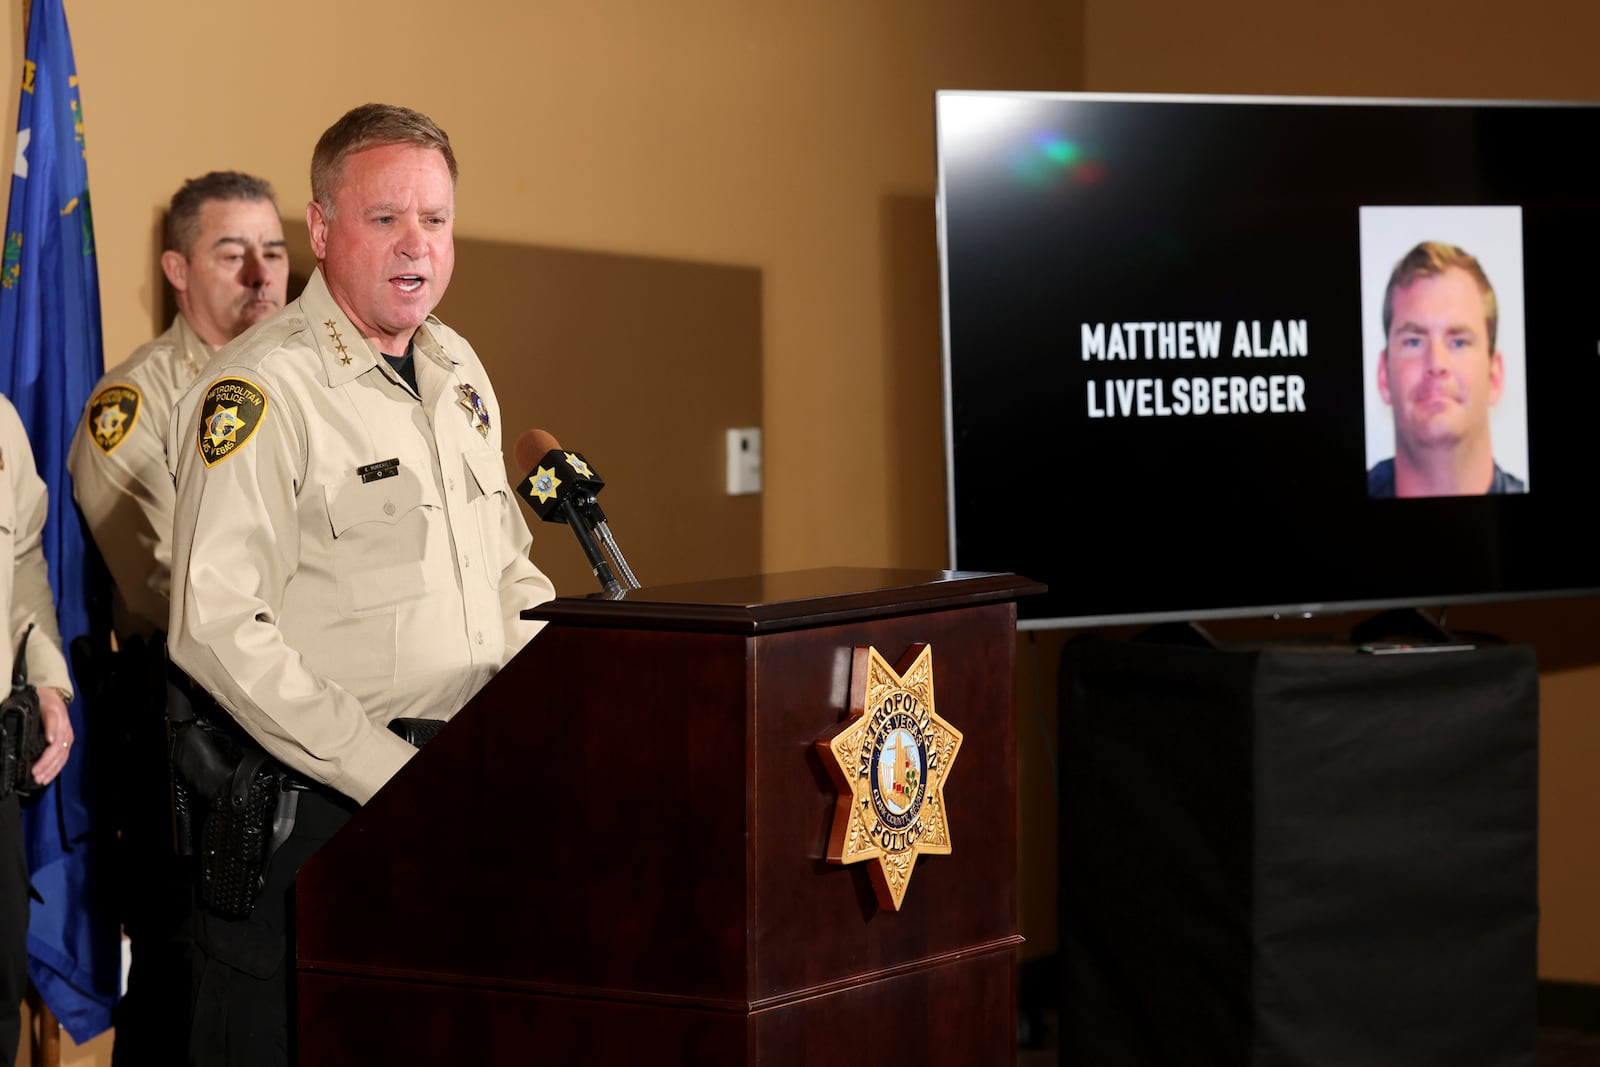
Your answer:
[165,102,555,1067]
[66,169,289,1067]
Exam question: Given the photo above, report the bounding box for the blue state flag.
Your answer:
[0,0,118,1042]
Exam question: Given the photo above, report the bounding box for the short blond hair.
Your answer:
[310,103,457,217]
[1382,240,1499,352]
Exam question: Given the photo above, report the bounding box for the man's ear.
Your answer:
[160,249,188,293]
[1489,349,1505,405]
[307,201,328,260]
[1377,349,1393,405]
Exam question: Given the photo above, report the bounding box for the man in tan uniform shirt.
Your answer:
[66,171,289,1067]
[70,172,288,637]
[0,394,76,1065]
[167,105,554,1066]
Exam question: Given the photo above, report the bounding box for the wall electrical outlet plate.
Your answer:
[726,427,762,495]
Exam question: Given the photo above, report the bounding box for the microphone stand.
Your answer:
[574,494,640,591]
[559,494,623,596]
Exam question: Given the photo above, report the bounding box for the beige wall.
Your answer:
[1084,0,1600,100]
[10,0,1085,575]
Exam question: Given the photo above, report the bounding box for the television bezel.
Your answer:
[934,89,1600,631]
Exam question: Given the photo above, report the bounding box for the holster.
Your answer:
[167,666,299,921]
[387,717,446,747]
[196,748,285,921]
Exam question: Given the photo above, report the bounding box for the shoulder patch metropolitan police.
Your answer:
[197,377,268,467]
[88,384,141,454]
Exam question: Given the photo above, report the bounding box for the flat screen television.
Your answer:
[936,90,1600,629]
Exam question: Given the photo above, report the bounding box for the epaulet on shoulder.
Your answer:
[422,314,467,349]
[120,332,175,369]
[214,312,310,369]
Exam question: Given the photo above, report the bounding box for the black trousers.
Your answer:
[188,788,356,1067]
[0,792,27,1065]
[112,682,195,1067]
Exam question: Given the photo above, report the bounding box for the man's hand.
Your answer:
[30,686,72,787]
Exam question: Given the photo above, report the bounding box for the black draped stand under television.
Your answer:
[1058,634,1539,1067]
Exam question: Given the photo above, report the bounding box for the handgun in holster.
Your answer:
[166,670,298,921]
[0,624,47,800]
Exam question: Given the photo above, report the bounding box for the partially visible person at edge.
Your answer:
[66,170,288,1066]
[165,103,555,1067]
[1367,239,1527,498]
[0,395,76,1064]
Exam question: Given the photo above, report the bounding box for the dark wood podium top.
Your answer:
[523,566,1046,633]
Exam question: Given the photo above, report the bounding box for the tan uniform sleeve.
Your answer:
[67,384,175,634]
[166,373,414,804]
[0,398,72,698]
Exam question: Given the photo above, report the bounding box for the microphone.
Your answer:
[512,429,640,596]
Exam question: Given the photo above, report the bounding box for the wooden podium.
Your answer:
[295,567,1042,1065]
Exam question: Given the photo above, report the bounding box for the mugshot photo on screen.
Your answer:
[1359,205,1528,499]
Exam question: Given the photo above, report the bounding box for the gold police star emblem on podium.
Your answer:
[817,643,961,911]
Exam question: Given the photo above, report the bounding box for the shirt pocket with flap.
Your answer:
[323,464,433,617]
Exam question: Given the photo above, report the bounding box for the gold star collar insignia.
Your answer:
[817,643,961,910]
[325,319,352,365]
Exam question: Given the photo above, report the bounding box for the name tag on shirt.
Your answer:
[358,458,401,484]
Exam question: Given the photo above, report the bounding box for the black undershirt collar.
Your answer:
[381,340,419,394]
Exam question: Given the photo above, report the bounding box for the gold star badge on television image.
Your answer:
[817,643,962,911]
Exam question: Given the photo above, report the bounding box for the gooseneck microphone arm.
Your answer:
[594,518,639,590]
[566,490,640,591]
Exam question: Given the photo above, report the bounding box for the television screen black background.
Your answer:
[936,93,1600,626]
